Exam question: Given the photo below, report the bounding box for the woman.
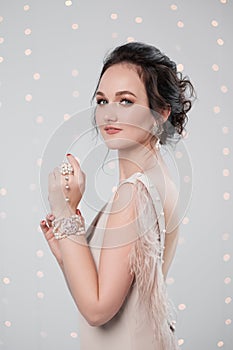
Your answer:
[40,42,194,349]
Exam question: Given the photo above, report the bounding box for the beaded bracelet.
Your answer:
[52,214,86,240]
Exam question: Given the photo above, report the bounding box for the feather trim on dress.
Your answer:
[128,179,179,350]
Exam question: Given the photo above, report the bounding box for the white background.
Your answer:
[0,0,232,349]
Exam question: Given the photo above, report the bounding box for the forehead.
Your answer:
[98,63,146,95]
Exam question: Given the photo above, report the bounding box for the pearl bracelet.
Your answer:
[52,214,86,240]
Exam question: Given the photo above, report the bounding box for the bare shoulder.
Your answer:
[111,180,136,216]
[102,181,139,248]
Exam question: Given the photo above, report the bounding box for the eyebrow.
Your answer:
[96,90,137,98]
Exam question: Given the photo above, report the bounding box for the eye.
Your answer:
[96,99,108,105]
[119,98,133,106]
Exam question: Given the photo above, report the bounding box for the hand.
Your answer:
[40,209,84,267]
[48,154,86,219]
[40,213,63,266]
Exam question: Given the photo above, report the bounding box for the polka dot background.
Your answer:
[0,0,232,349]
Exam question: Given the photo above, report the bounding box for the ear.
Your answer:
[160,106,171,122]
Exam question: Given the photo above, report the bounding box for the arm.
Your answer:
[57,182,137,326]
[40,216,75,295]
[42,155,138,326]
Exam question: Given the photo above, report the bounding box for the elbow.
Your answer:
[86,313,109,327]
[75,301,116,327]
[87,318,102,327]
[84,309,112,327]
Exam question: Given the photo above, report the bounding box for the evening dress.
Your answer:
[78,171,179,350]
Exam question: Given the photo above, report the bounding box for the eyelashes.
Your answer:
[96,98,134,106]
[96,99,107,105]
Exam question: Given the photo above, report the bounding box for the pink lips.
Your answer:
[104,125,122,134]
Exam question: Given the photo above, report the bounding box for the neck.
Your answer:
[117,141,161,182]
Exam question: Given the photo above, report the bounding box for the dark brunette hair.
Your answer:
[92,42,195,145]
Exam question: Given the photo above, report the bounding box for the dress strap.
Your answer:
[119,172,166,251]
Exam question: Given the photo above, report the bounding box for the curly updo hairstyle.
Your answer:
[92,42,195,146]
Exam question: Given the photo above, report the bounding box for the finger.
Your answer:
[52,168,68,197]
[76,208,81,215]
[40,220,54,240]
[66,153,81,176]
[40,220,50,233]
[53,167,62,180]
[76,209,85,225]
[46,213,55,227]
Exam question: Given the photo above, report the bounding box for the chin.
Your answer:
[103,138,141,150]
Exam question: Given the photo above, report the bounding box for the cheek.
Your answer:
[125,108,153,131]
[94,104,154,133]
[125,125,150,143]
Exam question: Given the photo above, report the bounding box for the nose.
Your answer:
[103,102,118,123]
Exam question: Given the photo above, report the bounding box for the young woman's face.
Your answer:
[95,63,156,150]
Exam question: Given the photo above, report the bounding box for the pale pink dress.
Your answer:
[79,172,179,350]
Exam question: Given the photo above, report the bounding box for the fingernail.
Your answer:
[41,220,46,225]
[77,209,81,215]
[66,153,71,156]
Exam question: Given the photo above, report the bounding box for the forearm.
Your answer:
[56,260,72,294]
[58,235,100,325]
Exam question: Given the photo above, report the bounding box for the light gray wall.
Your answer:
[0,0,232,349]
